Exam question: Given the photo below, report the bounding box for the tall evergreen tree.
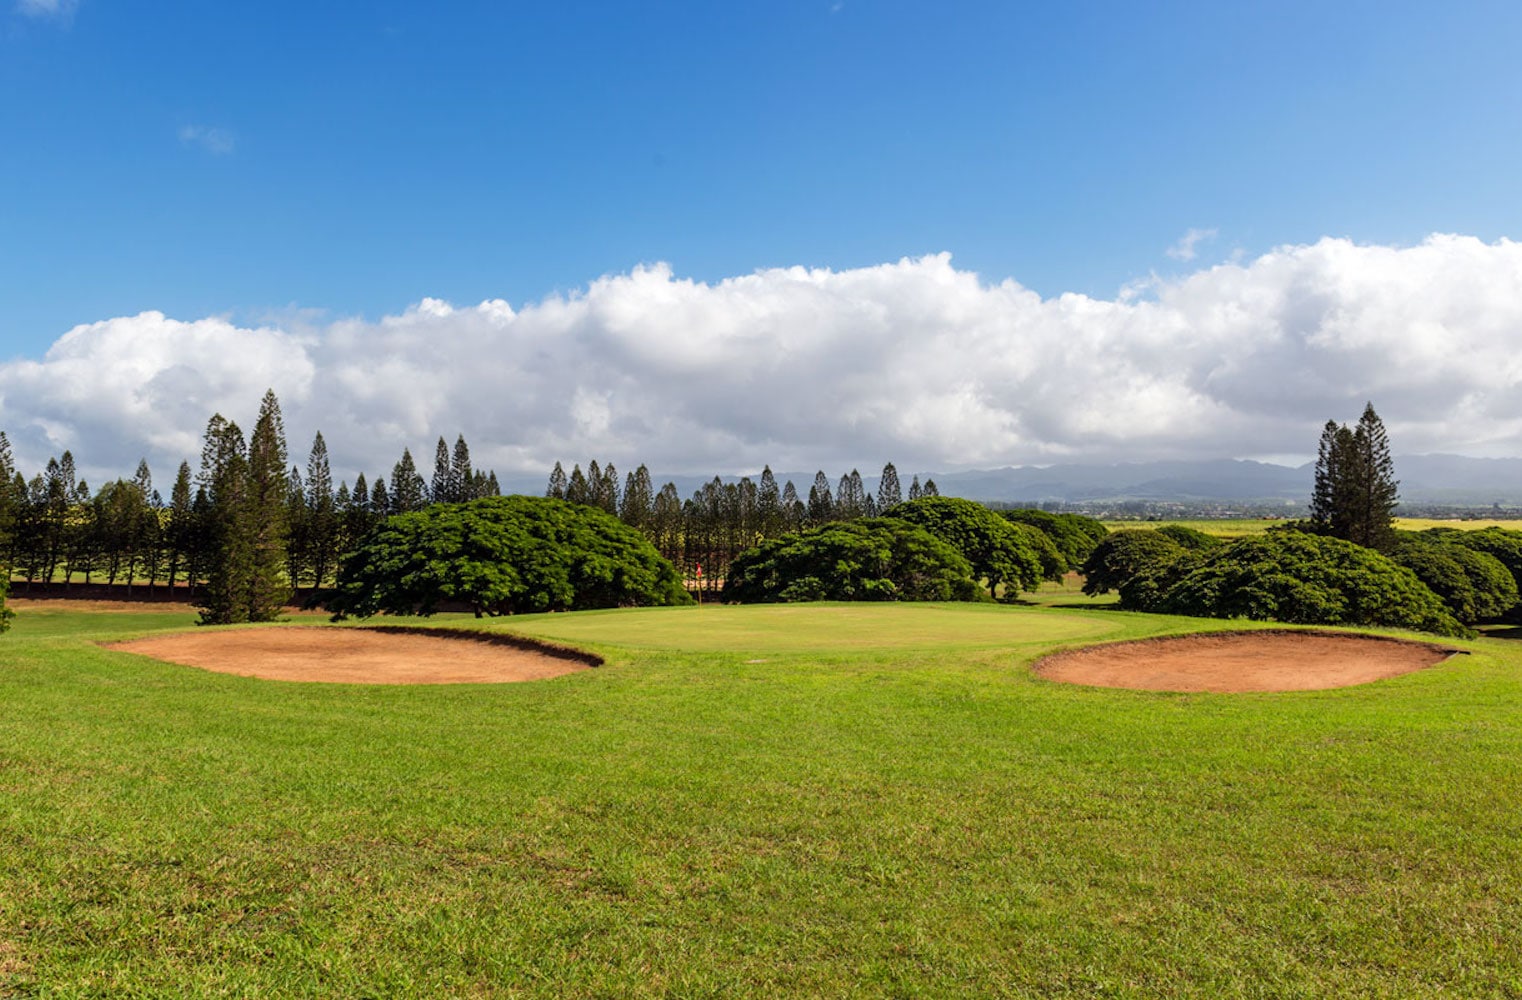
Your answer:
[908,475,924,501]
[305,432,337,586]
[620,464,654,529]
[781,480,804,530]
[599,462,621,515]
[923,478,940,497]
[370,475,390,515]
[877,462,902,511]
[586,460,604,509]
[451,435,473,501]
[196,414,252,624]
[430,436,454,504]
[808,471,834,524]
[1309,403,1399,552]
[244,389,292,620]
[1353,403,1399,552]
[547,461,568,499]
[390,448,427,513]
[166,461,194,591]
[566,464,590,505]
[757,466,781,537]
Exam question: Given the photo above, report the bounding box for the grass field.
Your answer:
[3,601,1521,996]
[1102,517,1522,538]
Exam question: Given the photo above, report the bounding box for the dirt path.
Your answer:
[1034,630,1461,692]
[105,626,599,685]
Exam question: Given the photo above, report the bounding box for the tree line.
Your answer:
[544,460,940,594]
[0,390,503,624]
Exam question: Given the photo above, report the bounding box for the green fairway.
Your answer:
[497,601,1125,653]
[2,601,1521,997]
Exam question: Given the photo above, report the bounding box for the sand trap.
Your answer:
[104,626,601,685]
[1034,630,1461,693]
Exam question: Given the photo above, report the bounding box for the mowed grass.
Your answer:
[2,603,1521,997]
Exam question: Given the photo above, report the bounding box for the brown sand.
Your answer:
[1033,630,1461,693]
[104,626,600,685]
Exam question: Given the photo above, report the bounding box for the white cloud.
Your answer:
[4,234,1522,487]
[16,0,76,19]
[1166,227,1217,262]
[178,125,236,155]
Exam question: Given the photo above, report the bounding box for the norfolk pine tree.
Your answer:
[245,389,292,620]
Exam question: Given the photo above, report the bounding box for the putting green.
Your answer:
[500,601,1124,654]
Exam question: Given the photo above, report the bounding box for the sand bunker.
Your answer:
[1034,630,1461,693]
[105,626,600,685]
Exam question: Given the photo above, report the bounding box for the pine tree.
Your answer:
[305,432,337,586]
[196,414,252,624]
[390,448,427,513]
[431,436,453,504]
[547,461,568,499]
[245,389,291,620]
[586,461,604,509]
[757,466,781,537]
[1309,403,1399,552]
[451,435,473,501]
[166,461,193,591]
[908,475,923,501]
[877,462,902,511]
[923,478,940,497]
[620,464,654,529]
[808,471,834,524]
[1353,403,1399,551]
[781,480,804,530]
[370,475,389,515]
[600,462,621,514]
[566,464,589,505]
[285,465,308,589]
[485,471,500,496]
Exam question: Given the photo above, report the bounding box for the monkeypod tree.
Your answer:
[1079,529,1194,611]
[1157,532,1467,637]
[1389,531,1518,623]
[1001,509,1109,572]
[328,495,691,619]
[723,518,985,604]
[884,496,1044,598]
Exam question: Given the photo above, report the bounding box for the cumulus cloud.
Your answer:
[4,234,1522,486]
[178,125,236,155]
[1166,227,1217,262]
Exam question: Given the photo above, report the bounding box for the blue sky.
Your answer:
[3,1,1522,479]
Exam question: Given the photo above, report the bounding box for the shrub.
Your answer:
[884,497,1044,598]
[723,518,986,604]
[1156,532,1469,637]
[328,495,690,618]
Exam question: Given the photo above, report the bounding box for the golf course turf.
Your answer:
[2,599,1519,996]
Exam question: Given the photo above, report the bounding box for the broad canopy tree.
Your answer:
[329,495,691,618]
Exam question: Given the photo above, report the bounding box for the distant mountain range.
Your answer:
[502,455,1522,508]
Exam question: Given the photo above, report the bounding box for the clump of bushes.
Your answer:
[724,518,986,604]
[329,495,690,618]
